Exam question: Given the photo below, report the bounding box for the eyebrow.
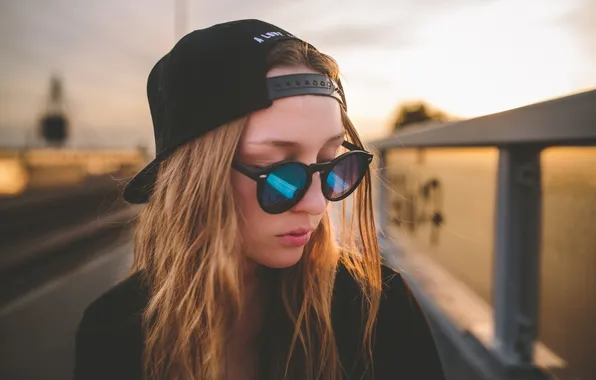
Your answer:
[246,132,345,148]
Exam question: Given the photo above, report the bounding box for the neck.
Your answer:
[233,258,264,345]
[240,257,261,298]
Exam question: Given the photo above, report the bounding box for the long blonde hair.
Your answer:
[131,39,382,379]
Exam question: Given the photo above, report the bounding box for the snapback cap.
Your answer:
[123,19,347,204]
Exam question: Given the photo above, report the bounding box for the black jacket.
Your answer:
[74,263,445,379]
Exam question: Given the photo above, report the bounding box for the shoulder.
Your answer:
[332,261,416,355]
[78,271,147,332]
[333,260,412,306]
[74,272,147,380]
[332,260,418,338]
[333,259,432,336]
[333,261,446,379]
[379,264,422,316]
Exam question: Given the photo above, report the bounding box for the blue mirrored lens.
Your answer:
[262,163,307,208]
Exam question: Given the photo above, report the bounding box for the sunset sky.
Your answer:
[1,0,595,148]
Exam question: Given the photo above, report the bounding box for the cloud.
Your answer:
[191,0,479,52]
[1,0,594,147]
[558,0,596,61]
[299,22,416,49]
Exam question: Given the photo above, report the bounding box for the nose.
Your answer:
[292,172,327,215]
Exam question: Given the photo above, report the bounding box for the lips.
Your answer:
[277,228,313,247]
[281,228,312,236]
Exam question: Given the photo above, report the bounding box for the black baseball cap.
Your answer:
[123,19,347,204]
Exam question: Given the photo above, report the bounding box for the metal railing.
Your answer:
[368,88,596,376]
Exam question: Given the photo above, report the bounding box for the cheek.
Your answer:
[231,171,259,216]
[231,171,270,238]
[231,171,308,269]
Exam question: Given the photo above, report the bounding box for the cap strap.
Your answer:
[266,73,346,110]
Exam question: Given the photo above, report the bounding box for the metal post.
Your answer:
[375,149,388,235]
[492,146,543,368]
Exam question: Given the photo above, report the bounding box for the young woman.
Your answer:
[74,19,445,380]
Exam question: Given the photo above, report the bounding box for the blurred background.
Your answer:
[0,0,594,379]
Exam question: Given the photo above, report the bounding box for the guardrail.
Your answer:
[368,88,596,377]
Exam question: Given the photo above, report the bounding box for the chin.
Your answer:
[257,247,305,269]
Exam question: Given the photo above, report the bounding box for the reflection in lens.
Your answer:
[324,154,366,200]
[266,175,297,199]
[327,171,348,194]
[262,163,307,210]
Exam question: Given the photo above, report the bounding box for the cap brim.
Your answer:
[123,158,160,204]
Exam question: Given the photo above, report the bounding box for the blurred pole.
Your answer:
[175,0,188,40]
[492,146,543,369]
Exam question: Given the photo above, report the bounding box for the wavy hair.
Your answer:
[131,39,382,379]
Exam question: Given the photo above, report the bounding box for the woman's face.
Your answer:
[231,65,344,269]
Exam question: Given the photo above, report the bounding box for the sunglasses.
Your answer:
[232,141,373,214]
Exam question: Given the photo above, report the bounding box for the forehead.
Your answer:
[241,66,344,148]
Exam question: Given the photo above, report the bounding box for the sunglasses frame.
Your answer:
[232,141,374,214]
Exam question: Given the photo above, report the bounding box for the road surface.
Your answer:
[0,243,133,380]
